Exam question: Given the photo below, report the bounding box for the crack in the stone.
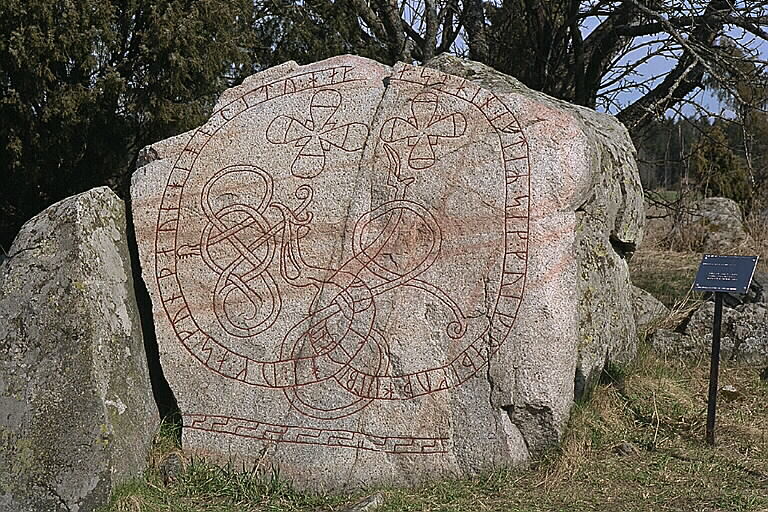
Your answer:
[46,484,72,512]
[336,70,391,275]
[609,233,636,260]
[4,244,42,261]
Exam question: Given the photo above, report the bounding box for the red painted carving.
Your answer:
[154,63,531,453]
[266,89,369,178]
[185,414,448,453]
[380,91,467,169]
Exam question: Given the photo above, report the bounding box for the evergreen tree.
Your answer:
[0,0,253,248]
[691,124,752,205]
[252,0,391,69]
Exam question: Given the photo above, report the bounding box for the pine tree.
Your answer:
[691,124,752,205]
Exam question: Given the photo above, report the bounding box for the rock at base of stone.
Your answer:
[719,385,741,401]
[0,187,158,512]
[652,301,768,366]
[340,493,386,512]
[131,54,642,491]
[687,302,768,365]
[650,329,701,358]
[630,285,669,334]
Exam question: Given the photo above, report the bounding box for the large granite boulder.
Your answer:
[425,55,644,400]
[131,55,643,490]
[0,187,157,512]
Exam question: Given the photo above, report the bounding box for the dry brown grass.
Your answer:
[629,247,701,308]
[744,210,768,273]
[101,343,768,512]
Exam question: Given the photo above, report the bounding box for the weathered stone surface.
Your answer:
[651,301,768,365]
[630,285,669,334]
[649,328,699,358]
[686,302,768,365]
[691,197,753,253]
[131,55,643,490]
[427,55,644,395]
[0,187,157,512]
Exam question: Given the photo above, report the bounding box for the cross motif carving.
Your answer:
[266,89,369,178]
[379,91,467,170]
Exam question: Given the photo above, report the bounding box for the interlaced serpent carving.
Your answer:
[154,63,531,453]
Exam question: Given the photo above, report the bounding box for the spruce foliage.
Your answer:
[692,124,753,205]
[0,0,253,248]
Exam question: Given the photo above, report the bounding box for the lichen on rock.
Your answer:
[0,187,157,512]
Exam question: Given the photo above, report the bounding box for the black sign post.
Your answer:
[692,255,759,446]
[705,292,723,446]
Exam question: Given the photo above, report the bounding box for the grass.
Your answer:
[745,211,768,274]
[629,248,702,308]
[101,343,768,512]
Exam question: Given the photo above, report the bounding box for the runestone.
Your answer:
[131,55,614,489]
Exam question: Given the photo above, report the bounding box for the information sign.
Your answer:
[691,253,759,446]
[693,255,759,294]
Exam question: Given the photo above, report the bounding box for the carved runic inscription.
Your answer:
[153,63,531,454]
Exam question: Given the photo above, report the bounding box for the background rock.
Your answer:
[695,302,768,365]
[650,328,699,358]
[131,55,643,490]
[630,285,669,334]
[653,301,768,366]
[0,187,157,512]
[691,197,753,253]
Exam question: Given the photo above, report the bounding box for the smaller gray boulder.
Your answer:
[0,187,157,512]
[691,197,753,253]
[653,301,768,365]
[631,286,669,334]
[716,303,768,365]
[649,329,696,357]
[684,302,740,360]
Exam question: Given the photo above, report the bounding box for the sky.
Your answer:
[586,19,768,119]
